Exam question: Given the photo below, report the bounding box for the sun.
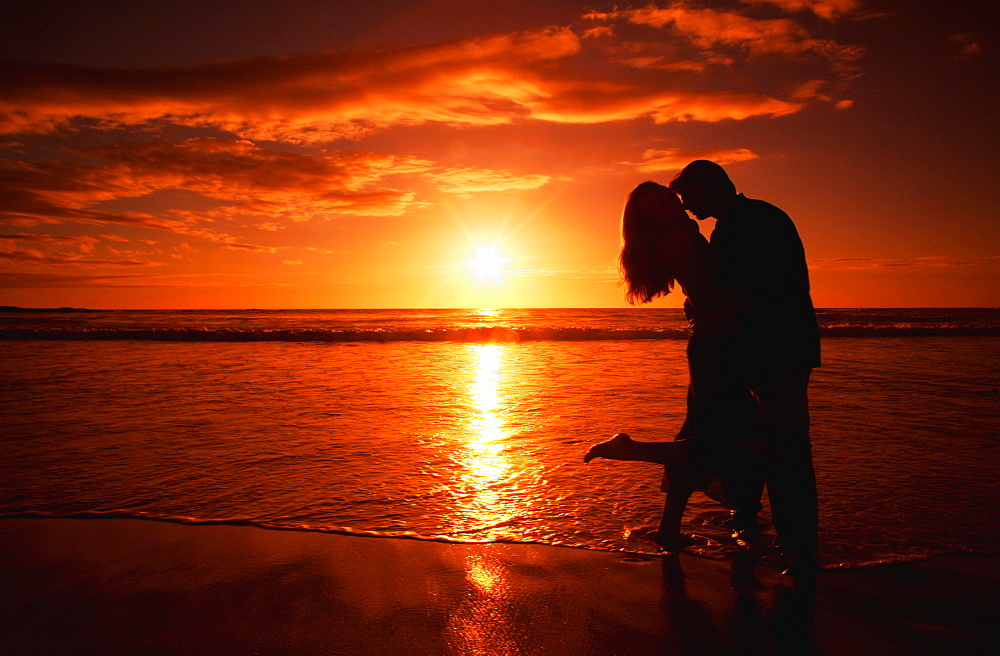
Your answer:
[466,246,508,281]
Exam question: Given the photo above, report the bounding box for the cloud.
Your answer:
[740,0,862,20]
[0,139,434,238]
[949,33,984,59]
[623,147,760,173]
[429,167,551,196]
[528,85,801,124]
[76,138,436,217]
[1,137,557,232]
[0,158,202,230]
[222,243,281,253]
[0,27,580,141]
[2,137,559,232]
[0,231,167,268]
[0,244,159,268]
[784,79,856,108]
[0,232,97,246]
[598,37,727,73]
[587,4,863,70]
[0,5,861,142]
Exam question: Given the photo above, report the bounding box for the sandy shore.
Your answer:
[0,519,996,655]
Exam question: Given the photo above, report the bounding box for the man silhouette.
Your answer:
[669,161,821,581]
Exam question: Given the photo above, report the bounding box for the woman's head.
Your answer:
[619,181,688,305]
[622,181,685,240]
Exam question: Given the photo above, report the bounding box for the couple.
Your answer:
[586,160,820,578]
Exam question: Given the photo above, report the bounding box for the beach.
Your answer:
[1,518,997,655]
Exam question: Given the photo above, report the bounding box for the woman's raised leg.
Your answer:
[584,433,690,467]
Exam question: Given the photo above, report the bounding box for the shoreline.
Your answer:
[0,510,984,571]
[2,518,996,655]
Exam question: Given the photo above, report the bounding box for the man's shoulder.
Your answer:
[734,195,797,233]
[737,195,791,220]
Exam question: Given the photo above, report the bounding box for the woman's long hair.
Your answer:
[619,181,687,305]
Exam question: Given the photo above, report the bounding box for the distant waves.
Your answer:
[0,326,695,342]
[1,307,997,342]
[3,324,998,343]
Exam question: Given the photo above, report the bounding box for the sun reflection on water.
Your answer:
[458,343,512,524]
[447,340,540,542]
[468,343,506,463]
[472,307,501,320]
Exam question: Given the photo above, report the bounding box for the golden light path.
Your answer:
[459,343,514,528]
[446,341,523,652]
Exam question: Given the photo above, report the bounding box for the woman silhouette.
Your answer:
[585,181,761,548]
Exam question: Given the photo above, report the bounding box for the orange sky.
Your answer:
[1,0,997,309]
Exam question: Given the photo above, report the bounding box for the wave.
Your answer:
[2,323,998,342]
[0,326,693,342]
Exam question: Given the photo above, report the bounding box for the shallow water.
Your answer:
[2,309,999,567]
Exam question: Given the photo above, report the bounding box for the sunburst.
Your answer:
[467,246,508,281]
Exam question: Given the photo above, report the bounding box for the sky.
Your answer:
[0,0,997,309]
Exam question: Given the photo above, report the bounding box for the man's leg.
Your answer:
[751,369,817,561]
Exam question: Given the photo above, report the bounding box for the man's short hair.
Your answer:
[668,160,736,195]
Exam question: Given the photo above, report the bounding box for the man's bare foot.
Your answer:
[654,531,694,551]
[584,433,632,463]
[780,553,818,593]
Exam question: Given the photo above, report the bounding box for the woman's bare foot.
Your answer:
[584,433,633,463]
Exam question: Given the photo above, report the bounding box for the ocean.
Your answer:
[2,307,998,569]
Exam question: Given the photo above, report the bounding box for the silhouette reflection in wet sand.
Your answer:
[3,518,995,654]
[0,519,832,655]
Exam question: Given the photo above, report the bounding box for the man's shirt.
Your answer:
[710,194,821,371]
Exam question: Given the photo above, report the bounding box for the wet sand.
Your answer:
[0,518,996,655]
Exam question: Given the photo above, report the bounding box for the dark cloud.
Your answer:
[0,5,860,141]
[741,0,862,20]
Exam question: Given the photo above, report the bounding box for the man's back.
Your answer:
[710,194,820,371]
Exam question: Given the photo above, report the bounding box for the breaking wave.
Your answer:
[0,326,694,342]
[3,324,999,342]
[2,307,997,342]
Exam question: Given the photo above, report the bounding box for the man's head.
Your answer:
[668,160,737,220]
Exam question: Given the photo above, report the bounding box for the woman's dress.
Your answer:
[660,218,761,509]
